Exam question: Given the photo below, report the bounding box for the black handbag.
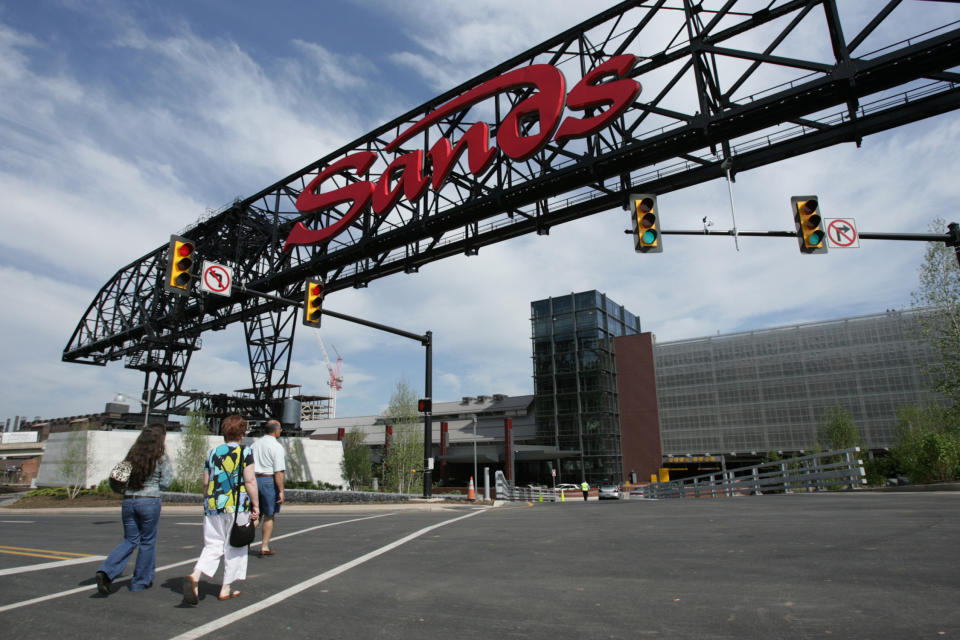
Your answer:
[229,446,257,547]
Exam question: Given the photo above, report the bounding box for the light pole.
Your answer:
[114,389,154,428]
[472,415,478,487]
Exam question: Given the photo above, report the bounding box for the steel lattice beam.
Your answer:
[63,0,960,419]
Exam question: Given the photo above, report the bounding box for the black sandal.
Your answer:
[182,576,199,604]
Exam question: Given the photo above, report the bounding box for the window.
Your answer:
[575,290,600,310]
[531,300,551,318]
[552,296,573,314]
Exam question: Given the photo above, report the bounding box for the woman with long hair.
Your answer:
[95,425,173,595]
[183,414,259,604]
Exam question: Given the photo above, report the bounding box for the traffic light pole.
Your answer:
[239,283,435,499]
[628,224,960,267]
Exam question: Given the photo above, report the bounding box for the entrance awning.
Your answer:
[508,446,581,462]
[437,445,580,464]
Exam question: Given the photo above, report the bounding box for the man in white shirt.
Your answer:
[252,419,285,556]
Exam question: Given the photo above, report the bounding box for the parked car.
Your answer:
[555,483,579,492]
[598,484,621,500]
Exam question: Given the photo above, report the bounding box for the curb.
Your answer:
[0,499,497,515]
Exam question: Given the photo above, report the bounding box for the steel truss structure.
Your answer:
[63,0,960,421]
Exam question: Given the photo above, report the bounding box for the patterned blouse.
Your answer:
[204,443,254,516]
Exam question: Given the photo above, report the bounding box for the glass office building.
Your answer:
[531,291,642,484]
[655,309,943,456]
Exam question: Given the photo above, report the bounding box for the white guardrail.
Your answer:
[495,449,867,501]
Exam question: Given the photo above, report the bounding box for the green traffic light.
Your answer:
[808,230,824,245]
[642,229,658,244]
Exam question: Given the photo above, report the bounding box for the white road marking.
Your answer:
[0,555,106,577]
[0,520,35,523]
[0,512,394,613]
[168,509,488,640]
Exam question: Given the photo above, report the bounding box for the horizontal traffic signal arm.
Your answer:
[64,2,960,364]
[650,228,956,244]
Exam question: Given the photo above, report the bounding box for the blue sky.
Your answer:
[2,1,959,425]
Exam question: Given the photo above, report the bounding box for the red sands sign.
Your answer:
[283,55,642,251]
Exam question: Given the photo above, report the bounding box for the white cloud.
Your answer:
[2,1,959,426]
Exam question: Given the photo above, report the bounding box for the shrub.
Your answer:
[175,410,210,494]
[25,487,70,499]
[892,404,960,483]
[285,480,340,491]
[863,454,898,486]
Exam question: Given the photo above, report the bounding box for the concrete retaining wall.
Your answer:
[36,431,346,489]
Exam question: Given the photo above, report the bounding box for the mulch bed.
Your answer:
[8,494,123,508]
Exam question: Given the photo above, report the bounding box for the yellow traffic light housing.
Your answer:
[791,195,827,254]
[164,234,195,295]
[631,194,661,253]
[303,278,325,327]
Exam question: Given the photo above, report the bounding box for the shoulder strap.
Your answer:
[232,446,245,525]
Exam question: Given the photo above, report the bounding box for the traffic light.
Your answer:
[302,278,324,327]
[418,398,432,413]
[164,234,195,295]
[631,194,661,253]
[791,195,827,254]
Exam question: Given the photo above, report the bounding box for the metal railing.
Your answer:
[494,449,866,502]
[495,472,572,502]
[638,449,867,500]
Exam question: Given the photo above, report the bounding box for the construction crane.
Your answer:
[313,332,343,419]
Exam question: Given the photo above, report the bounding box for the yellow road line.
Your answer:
[0,545,91,557]
[0,550,80,560]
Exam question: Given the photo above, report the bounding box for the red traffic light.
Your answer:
[165,235,196,295]
[418,398,432,413]
[302,278,325,327]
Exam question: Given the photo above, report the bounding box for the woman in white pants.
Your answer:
[183,415,259,603]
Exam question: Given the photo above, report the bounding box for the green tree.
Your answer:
[382,379,423,495]
[817,406,861,451]
[175,410,211,493]
[341,428,373,490]
[911,217,960,405]
[61,424,91,499]
[892,404,960,483]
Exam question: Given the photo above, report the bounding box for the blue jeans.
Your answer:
[98,497,162,590]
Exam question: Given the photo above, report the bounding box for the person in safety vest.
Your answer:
[580,480,589,502]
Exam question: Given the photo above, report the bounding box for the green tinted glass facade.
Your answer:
[531,291,642,484]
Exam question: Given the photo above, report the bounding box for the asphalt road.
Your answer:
[1,493,958,639]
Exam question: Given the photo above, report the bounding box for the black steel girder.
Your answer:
[63,0,960,418]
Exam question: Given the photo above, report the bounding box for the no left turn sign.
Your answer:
[825,218,859,249]
[200,261,233,297]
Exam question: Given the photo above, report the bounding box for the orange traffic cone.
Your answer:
[468,476,476,501]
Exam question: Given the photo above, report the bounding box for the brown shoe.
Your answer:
[259,549,275,556]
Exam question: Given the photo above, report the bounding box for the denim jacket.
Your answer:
[125,454,174,498]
